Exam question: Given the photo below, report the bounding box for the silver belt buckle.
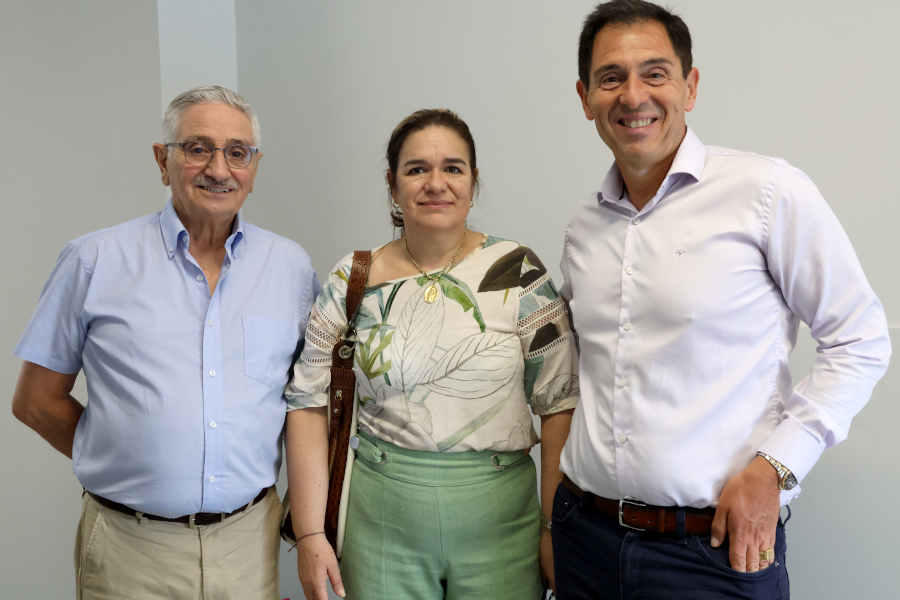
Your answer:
[618,498,648,531]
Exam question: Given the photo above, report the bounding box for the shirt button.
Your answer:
[208,476,215,483]
[209,370,216,377]
[207,320,214,327]
[633,217,641,224]
[168,246,174,253]
[625,266,634,275]
[618,378,626,387]
[196,274,203,281]
[623,321,632,331]
[618,435,627,443]
[209,421,217,428]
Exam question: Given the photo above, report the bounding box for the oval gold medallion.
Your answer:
[423,282,439,303]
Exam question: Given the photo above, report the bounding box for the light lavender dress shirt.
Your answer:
[559,128,891,508]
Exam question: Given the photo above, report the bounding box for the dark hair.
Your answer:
[386,109,479,230]
[578,0,692,86]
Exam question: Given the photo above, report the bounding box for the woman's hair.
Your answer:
[385,109,480,229]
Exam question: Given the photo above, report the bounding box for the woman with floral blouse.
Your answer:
[285,109,579,600]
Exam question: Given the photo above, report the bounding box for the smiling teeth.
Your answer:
[626,119,653,128]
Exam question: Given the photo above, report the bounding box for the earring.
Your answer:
[391,200,403,216]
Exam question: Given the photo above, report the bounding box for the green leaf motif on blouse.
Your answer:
[414,274,486,333]
[355,324,395,384]
[523,354,545,401]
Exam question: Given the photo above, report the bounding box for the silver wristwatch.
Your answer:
[756,452,798,490]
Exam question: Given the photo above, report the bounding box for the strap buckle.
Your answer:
[338,324,358,342]
[618,498,648,531]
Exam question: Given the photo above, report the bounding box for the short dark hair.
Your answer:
[385,109,479,230]
[578,0,693,85]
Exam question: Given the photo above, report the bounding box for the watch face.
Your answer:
[782,473,799,490]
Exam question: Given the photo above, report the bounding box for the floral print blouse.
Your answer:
[285,237,579,453]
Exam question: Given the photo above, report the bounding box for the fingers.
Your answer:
[710,507,727,548]
[729,530,776,573]
[327,560,346,598]
[757,530,777,571]
[297,537,345,599]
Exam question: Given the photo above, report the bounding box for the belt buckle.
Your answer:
[618,498,647,531]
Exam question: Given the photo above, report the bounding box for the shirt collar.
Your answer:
[159,198,246,260]
[597,127,706,211]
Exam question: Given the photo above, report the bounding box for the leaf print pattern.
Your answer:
[416,274,486,333]
[528,322,560,353]
[388,283,444,392]
[421,332,520,399]
[531,374,580,415]
[477,247,548,293]
[286,240,579,453]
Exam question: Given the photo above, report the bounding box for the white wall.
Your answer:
[234,2,899,600]
[2,1,896,599]
[0,2,163,598]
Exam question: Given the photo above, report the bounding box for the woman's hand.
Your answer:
[296,534,345,599]
[539,527,555,593]
[285,408,342,597]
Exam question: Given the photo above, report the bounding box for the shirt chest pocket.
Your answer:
[242,315,301,388]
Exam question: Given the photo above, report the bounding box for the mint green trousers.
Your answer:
[340,432,542,600]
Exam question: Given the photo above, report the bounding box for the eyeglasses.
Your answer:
[165,141,259,169]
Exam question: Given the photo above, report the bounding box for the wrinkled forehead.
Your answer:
[178,103,254,146]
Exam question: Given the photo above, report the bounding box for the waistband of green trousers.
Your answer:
[353,430,531,487]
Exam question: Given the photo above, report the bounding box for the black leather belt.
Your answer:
[88,487,270,527]
[562,475,715,535]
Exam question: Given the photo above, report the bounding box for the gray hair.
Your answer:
[162,85,261,148]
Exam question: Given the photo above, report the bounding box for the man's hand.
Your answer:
[710,456,781,572]
[296,533,345,599]
[539,527,555,592]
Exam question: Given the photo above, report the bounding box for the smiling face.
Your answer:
[153,102,261,228]
[387,126,476,234]
[576,21,698,176]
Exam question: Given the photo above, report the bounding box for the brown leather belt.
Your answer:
[562,476,715,535]
[88,487,270,527]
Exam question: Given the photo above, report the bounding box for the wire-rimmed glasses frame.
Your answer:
[165,141,259,169]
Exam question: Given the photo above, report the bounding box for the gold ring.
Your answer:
[759,548,774,562]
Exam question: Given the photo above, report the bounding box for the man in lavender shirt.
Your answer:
[12,86,319,599]
[549,2,891,598]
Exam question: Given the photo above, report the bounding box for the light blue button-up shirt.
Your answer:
[15,200,320,517]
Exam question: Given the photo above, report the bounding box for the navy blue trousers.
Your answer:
[551,483,790,599]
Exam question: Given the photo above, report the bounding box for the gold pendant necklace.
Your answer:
[405,231,467,303]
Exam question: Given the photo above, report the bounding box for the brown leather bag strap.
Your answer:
[323,250,371,552]
[344,250,372,334]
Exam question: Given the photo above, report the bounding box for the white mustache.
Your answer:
[192,175,238,190]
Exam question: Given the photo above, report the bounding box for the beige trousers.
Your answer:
[74,488,281,600]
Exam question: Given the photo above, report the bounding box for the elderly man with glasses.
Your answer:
[12,86,319,599]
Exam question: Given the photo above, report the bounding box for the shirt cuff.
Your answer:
[13,343,82,375]
[757,415,826,484]
[285,391,329,412]
[534,395,579,417]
